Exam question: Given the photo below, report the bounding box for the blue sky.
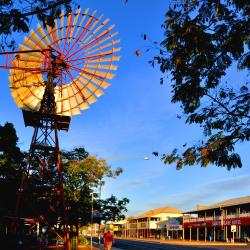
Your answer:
[0,0,249,215]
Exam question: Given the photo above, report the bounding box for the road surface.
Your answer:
[110,238,250,250]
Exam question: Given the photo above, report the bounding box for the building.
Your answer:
[183,196,250,242]
[156,217,183,240]
[83,223,100,236]
[109,220,125,237]
[122,207,183,239]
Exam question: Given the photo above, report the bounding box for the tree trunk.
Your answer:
[76,223,79,250]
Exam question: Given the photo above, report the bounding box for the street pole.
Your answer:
[98,182,103,245]
[91,192,94,250]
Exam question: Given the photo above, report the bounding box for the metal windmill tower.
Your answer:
[0,7,120,249]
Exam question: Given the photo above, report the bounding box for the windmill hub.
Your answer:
[55,56,68,71]
[50,55,69,78]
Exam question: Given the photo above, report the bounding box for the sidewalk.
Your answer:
[96,246,122,250]
[117,237,248,246]
[160,239,247,246]
[92,242,122,250]
[84,237,247,250]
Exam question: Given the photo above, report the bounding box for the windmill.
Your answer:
[0,7,120,249]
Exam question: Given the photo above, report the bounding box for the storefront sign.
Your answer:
[167,225,182,231]
[231,225,236,232]
[183,217,250,228]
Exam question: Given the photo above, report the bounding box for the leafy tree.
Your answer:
[0,122,23,166]
[95,195,129,225]
[61,148,89,162]
[0,123,128,250]
[0,138,127,245]
[0,0,72,50]
[0,127,126,236]
[151,0,249,170]
[61,149,123,227]
[0,123,24,236]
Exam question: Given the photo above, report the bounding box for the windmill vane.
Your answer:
[9,8,121,117]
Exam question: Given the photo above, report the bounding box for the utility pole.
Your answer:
[91,192,94,250]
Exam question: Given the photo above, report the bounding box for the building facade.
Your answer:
[156,218,183,240]
[88,195,250,243]
[121,207,183,239]
[183,196,250,242]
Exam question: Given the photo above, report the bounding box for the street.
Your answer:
[109,239,250,250]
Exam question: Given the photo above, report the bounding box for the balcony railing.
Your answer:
[135,221,158,229]
[138,222,147,228]
[183,212,250,223]
[128,223,137,229]
[240,212,250,218]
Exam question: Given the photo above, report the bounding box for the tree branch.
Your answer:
[0,0,71,18]
[205,92,238,119]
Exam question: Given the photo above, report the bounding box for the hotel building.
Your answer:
[183,196,250,242]
[120,207,183,239]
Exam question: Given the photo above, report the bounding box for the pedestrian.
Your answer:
[103,230,114,250]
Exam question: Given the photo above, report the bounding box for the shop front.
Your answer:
[183,196,250,242]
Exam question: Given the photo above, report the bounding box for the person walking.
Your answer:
[103,231,114,250]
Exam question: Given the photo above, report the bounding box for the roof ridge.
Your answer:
[186,195,250,213]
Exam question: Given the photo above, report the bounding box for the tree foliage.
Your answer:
[0,123,127,232]
[152,0,250,170]
[96,195,129,224]
[0,123,24,219]
[61,150,123,226]
[0,0,72,50]
[60,149,128,226]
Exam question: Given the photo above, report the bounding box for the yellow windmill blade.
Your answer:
[76,75,104,97]
[85,31,119,52]
[82,17,109,45]
[37,24,52,45]
[79,73,111,89]
[86,39,120,55]
[9,8,121,117]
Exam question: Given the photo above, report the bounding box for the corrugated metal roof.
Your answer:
[185,195,250,213]
[136,206,183,218]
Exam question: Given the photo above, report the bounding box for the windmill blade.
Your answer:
[30,30,48,48]
[86,55,121,63]
[9,8,121,117]
[69,8,82,39]
[85,31,119,53]
[86,39,120,55]
[80,73,111,89]
[84,63,118,71]
[76,76,104,97]
[83,17,109,45]
[37,24,52,45]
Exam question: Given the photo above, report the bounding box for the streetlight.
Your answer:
[90,191,104,247]
[90,192,102,249]
[97,155,149,239]
[98,181,104,245]
[90,192,94,250]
